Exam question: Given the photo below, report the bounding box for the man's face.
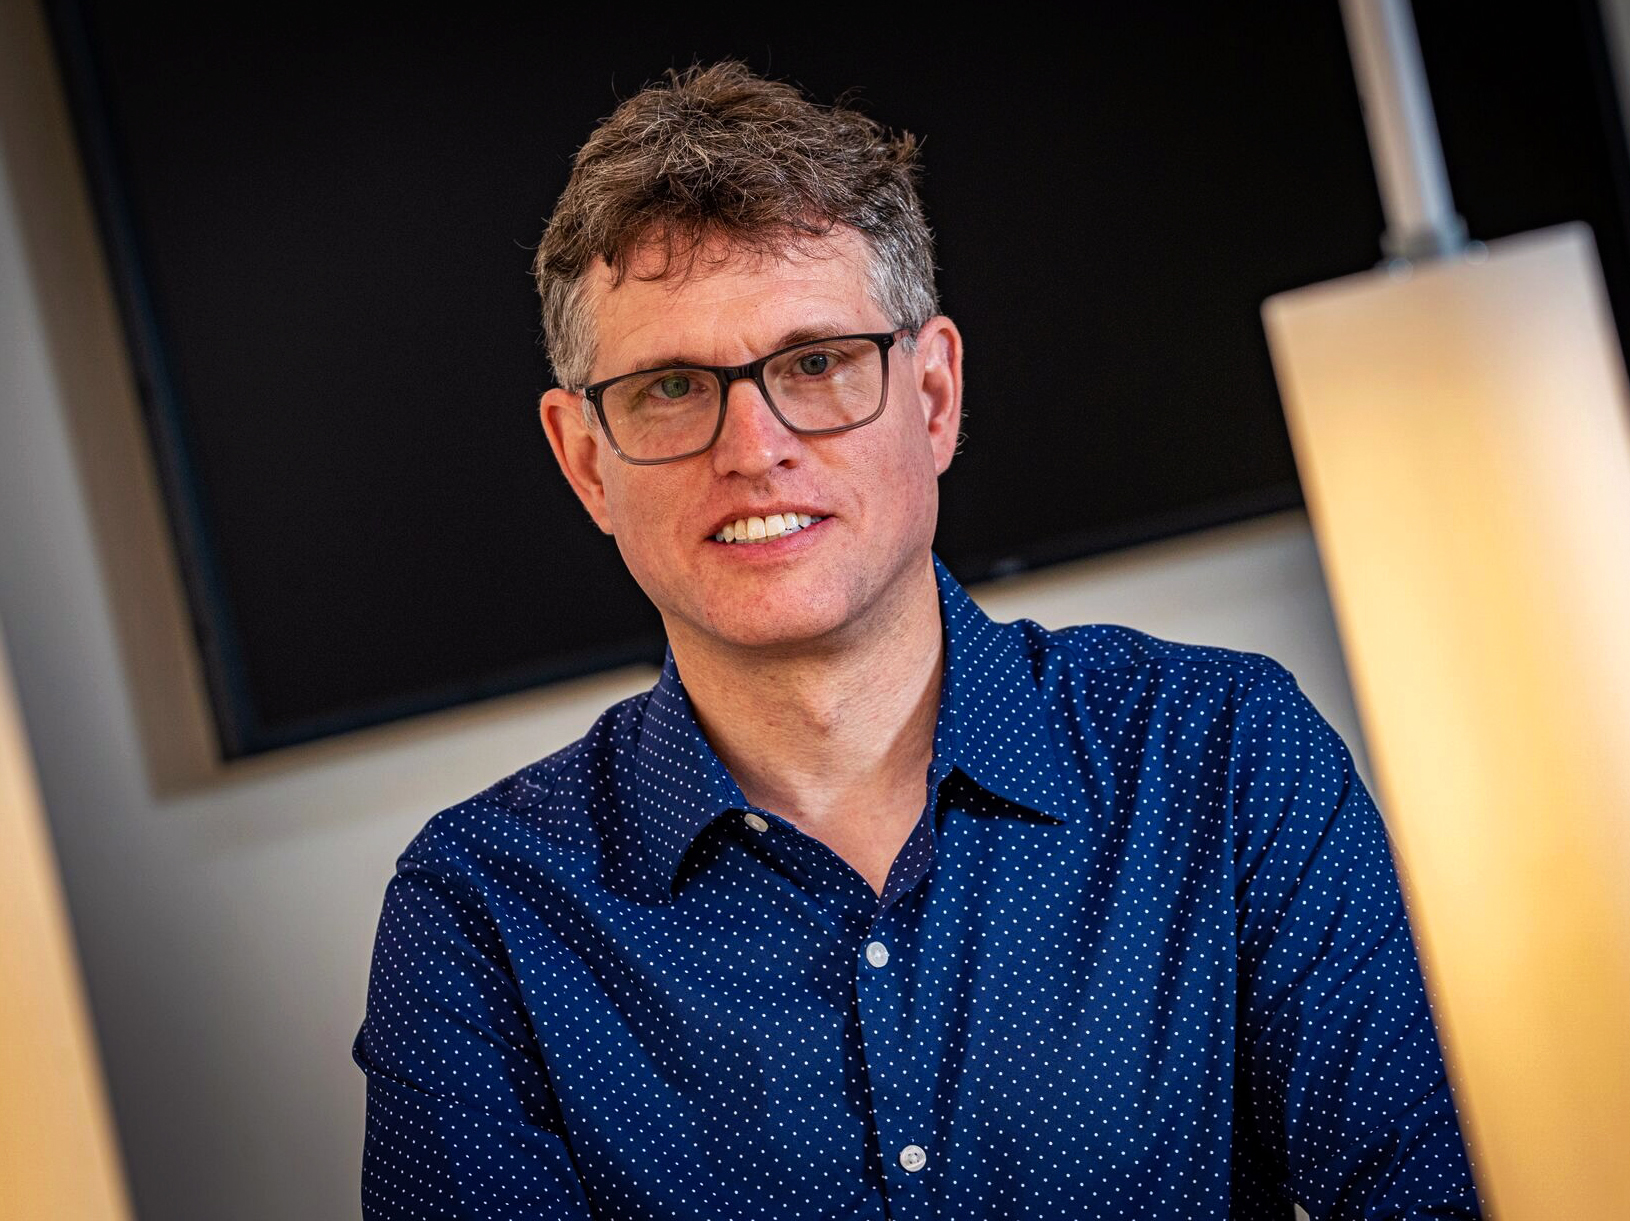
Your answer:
[539,226,962,658]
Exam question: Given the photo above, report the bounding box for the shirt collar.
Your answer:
[620,551,1087,901]
[622,652,747,902]
[928,552,1089,828]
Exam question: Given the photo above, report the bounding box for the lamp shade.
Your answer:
[1263,222,1630,1218]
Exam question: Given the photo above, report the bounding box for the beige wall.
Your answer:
[1,4,1392,1217]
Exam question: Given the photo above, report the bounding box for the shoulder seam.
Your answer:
[1042,620,1289,681]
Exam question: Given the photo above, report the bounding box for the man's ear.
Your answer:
[913,316,964,476]
[539,389,614,534]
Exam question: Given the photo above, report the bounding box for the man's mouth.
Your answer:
[713,513,825,544]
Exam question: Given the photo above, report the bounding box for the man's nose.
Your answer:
[709,376,800,478]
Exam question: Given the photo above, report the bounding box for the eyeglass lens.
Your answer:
[601,336,886,462]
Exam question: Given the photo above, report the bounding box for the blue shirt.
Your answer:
[353,554,1482,1219]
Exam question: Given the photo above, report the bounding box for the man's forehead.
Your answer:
[583,226,881,363]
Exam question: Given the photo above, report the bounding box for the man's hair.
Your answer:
[532,61,939,391]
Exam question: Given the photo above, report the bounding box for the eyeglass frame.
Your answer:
[578,327,917,466]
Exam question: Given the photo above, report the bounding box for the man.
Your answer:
[353,61,1482,1219]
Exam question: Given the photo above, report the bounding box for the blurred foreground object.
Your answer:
[0,615,133,1220]
[1265,5,1630,1212]
[1265,220,1630,1216]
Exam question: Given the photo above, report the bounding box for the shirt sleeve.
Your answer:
[353,850,595,1219]
[1228,662,1484,1220]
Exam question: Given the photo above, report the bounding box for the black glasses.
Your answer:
[580,329,912,465]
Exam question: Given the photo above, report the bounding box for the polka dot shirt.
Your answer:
[353,553,1482,1219]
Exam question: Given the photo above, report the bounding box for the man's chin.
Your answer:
[663,599,858,659]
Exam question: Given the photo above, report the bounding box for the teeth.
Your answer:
[714,513,825,544]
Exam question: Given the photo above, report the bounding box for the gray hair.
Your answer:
[532,61,939,395]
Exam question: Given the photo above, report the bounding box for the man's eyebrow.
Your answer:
[767,323,857,351]
[620,323,863,373]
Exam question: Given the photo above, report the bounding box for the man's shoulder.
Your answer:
[395,686,651,876]
[1016,621,1355,804]
[1018,616,1292,690]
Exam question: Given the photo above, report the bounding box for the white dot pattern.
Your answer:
[353,553,1483,1219]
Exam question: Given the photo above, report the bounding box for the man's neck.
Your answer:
[666,560,945,836]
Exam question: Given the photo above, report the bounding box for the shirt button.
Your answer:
[865,940,890,968]
[742,812,769,832]
[899,1144,927,1172]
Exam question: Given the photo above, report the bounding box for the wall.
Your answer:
[1,3,1385,1217]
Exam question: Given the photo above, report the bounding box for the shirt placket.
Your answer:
[734,780,945,1220]
[854,782,942,1221]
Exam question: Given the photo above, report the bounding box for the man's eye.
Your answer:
[657,373,694,399]
[796,352,832,377]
